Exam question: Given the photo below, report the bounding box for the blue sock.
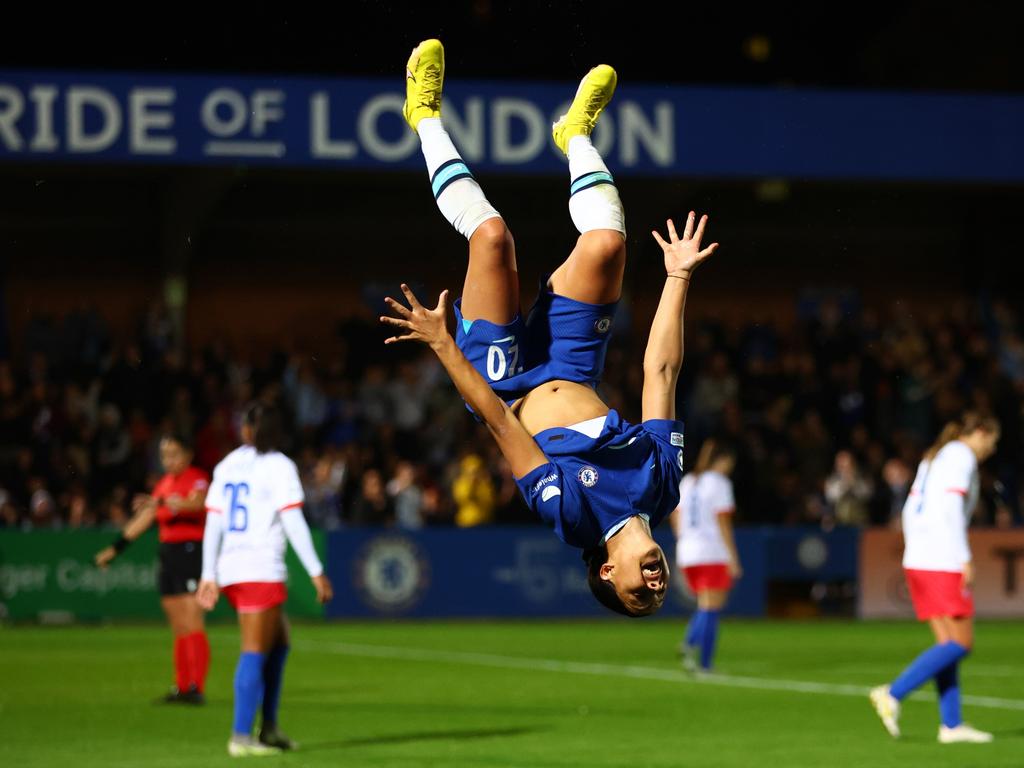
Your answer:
[699,610,720,670]
[233,651,266,737]
[890,642,968,701]
[685,611,706,648]
[935,661,962,728]
[261,645,290,728]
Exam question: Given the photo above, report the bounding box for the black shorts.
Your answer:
[158,541,202,596]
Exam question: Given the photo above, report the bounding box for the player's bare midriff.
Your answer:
[513,380,610,436]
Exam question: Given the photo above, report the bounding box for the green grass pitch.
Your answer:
[2,619,1022,767]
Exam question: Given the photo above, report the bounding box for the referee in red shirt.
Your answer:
[96,433,211,703]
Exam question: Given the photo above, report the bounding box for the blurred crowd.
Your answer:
[1,291,1021,531]
[674,293,1022,529]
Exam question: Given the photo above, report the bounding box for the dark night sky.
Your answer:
[6,1,1024,92]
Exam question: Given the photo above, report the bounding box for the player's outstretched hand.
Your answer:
[94,546,116,569]
[380,284,451,350]
[196,579,220,611]
[651,211,719,278]
[312,574,334,604]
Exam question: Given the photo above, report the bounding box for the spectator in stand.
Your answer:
[879,457,913,527]
[302,449,346,530]
[284,357,327,435]
[0,488,17,528]
[65,487,95,529]
[348,468,394,527]
[93,404,132,492]
[194,406,236,473]
[688,352,739,444]
[452,455,495,528]
[824,450,874,527]
[387,460,424,530]
[28,486,59,530]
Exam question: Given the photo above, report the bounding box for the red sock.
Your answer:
[173,635,188,691]
[191,631,211,693]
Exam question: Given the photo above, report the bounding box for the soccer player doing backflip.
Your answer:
[382,39,719,616]
[870,412,1000,744]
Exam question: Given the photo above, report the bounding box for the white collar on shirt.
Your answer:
[601,513,651,545]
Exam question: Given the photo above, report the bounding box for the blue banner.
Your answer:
[762,526,859,581]
[324,527,765,619]
[2,71,1024,181]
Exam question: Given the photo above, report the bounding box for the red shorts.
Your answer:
[681,563,733,593]
[222,582,287,614]
[904,568,974,621]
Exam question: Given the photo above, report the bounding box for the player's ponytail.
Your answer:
[692,437,736,477]
[243,402,285,454]
[924,412,1000,460]
[924,420,962,461]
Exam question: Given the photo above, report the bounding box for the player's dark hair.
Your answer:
[958,411,1000,439]
[160,431,193,452]
[925,412,1000,460]
[584,547,642,617]
[692,437,736,476]
[244,402,284,454]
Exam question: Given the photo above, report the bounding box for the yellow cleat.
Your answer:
[552,64,617,155]
[403,38,445,132]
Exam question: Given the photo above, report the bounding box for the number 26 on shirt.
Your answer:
[224,482,250,531]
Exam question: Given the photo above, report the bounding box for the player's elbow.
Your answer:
[643,361,679,389]
[484,403,518,438]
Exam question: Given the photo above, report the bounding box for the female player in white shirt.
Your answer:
[870,412,1000,744]
[670,438,741,672]
[197,404,333,757]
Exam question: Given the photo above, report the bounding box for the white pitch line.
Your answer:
[299,640,1024,712]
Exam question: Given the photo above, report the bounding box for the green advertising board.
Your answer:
[0,530,325,622]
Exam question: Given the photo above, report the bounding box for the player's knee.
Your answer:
[471,216,513,253]
[580,229,626,265]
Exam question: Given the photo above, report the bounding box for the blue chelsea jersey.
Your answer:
[515,410,686,549]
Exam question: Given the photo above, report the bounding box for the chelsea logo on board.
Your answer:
[353,535,431,613]
[577,466,599,487]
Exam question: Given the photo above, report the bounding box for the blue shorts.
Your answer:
[454,281,618,405]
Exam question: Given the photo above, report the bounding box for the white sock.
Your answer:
[418,117,500,240]
[567,135,625,236]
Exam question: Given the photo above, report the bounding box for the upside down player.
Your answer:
[870,412,1000,744]
[382,39,719,616]
[95,433,211,703]
[197,404,333,757]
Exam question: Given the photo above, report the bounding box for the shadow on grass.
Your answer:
[302,725,543,752]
